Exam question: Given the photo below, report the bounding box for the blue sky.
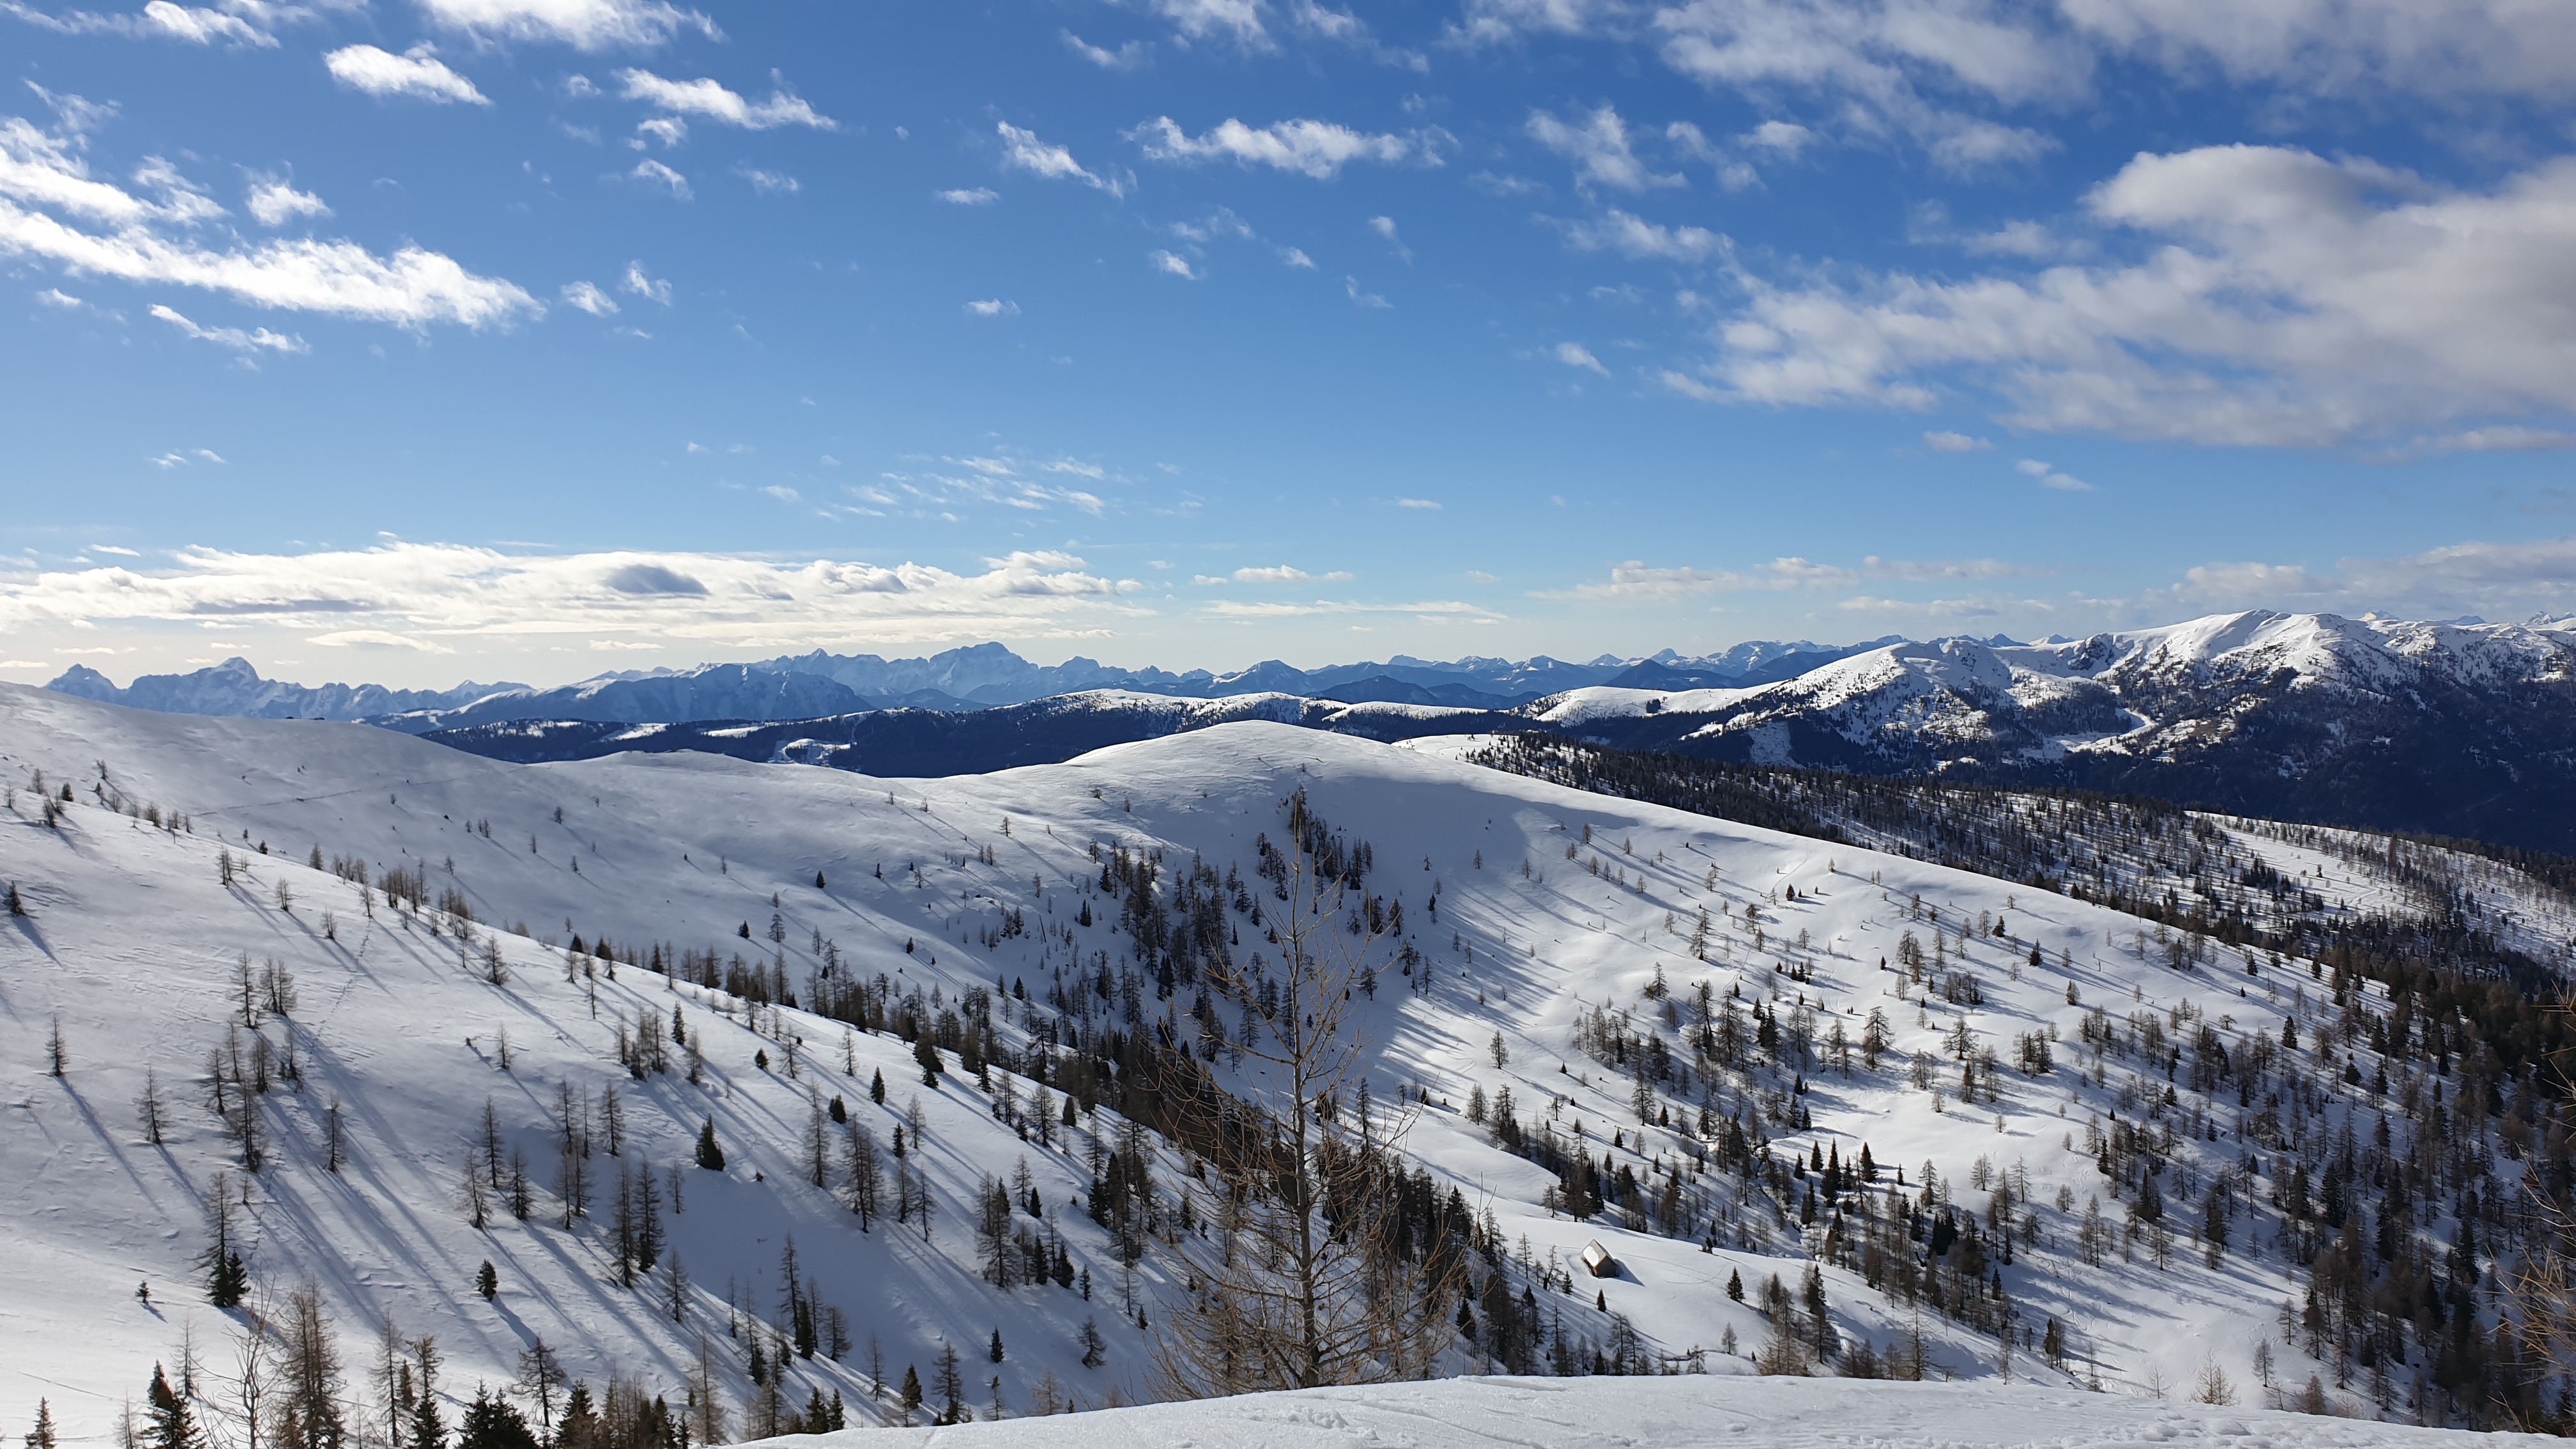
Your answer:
[5,0,2576,688]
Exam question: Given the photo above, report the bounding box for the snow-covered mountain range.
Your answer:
[1,681,2554,1444]
[1528,612,2576,852]
[355,611,2576,853]
[43,639,1889,732]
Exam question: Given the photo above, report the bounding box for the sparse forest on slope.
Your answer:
[3,687,2573,1449]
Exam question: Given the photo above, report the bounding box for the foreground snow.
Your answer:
[758,1376,2553,1449]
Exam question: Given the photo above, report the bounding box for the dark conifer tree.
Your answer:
[456,1389,537,1449]
[694,1119,724,1170]
[146,1365,199,1449]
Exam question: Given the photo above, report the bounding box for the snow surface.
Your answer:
[0,686,2437,1441]
[756,1375,2554,1449]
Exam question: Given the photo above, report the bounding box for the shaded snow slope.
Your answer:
[0,685,2425,1441]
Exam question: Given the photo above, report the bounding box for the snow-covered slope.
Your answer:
[0,685,2471,1440]
[756,1374,2550,1449]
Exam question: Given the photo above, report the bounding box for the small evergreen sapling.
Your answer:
[694,1118,725,1170]
[476,1261,498,1301]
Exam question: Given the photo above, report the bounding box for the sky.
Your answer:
[4,0,2576,690]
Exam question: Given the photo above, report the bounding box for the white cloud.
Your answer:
[1142,0,1268,48]
[1129,115,1424,179]
[1923,429,1990,451]
[616,70,833,130]
[634,116,685,147]
[310,629,453,653]
[2064,0,2576,99]
[1706,144,2576,445]
[737,166,797,194]
[1345,275,1388,308]
[36,286,82,307]
[0,543,1149,652]
[324,45,488,105]
[1560,208,1724,262]
[1467,569,1499,583]
[627,158,689,198]
[1279,245,1314,268]
[244,178,329,226]
[0,111,536,328]
[2016,458,2092,491]
[142,1,273,44]
[1651,0,2076,172]
[963,298,1018,317]
[414,0,715,50]
[995,122,1119,195]
[619,261,670,302]
[1230,565,1310,583]
[2388,426,2576,459]
[1062,29,1148,69]
[1746,120,1813,156]
[2149,535,2576,622]
[1202,597,1501,620]
[1395,497,1440,510]
[1148,249,1199,279]
[1447,0,1623,46]
[937,187,999,205]
[1538,554,2038,601]
[150,301,306,353]
[1528,104,1679,192]
[1554,341,1609,374]
[560,280,618,315]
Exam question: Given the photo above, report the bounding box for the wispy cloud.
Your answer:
[617,70,832,130]
[996,122,1121,195]
[560,280,618,315]
[150,301,306,353]
[0,108,537,328]
[1559,209,1724,262]
[414,0,716,51]
[937,187,999,205]
[627,158,689,198]
[1554,341,1608,374]
[1538,555,2041,601]
[963,298,1019,317]
[2016,458,2092,491]
[0,543,1148,650]
[244,178,330,226]
[1129,115,1430,179]
[1062,29,1147,70]
[325,45,488,105]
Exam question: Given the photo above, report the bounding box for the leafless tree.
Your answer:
[1153,789,1458,1397]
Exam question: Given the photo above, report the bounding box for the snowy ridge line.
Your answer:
[0,685,2557,1443]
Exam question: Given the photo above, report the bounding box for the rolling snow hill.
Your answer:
[0,684,2549,1443]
